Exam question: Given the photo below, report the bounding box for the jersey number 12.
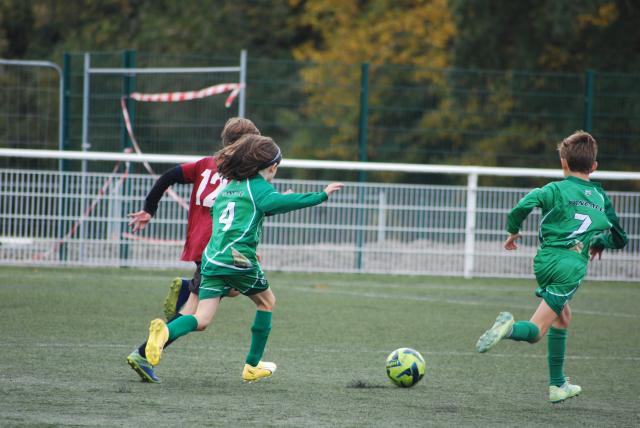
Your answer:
[195,169,225,207]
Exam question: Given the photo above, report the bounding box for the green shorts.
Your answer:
[199,270,269,300]
[533,248,587,315]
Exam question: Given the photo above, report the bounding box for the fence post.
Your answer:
[59,53,71,263]
[121,50,136,152]
[79,53,91,263]
[239,49,247,118]
[463,173,478,279]
[583,69,594,133]
[378,191,386,242]
[355,63,369,270]
[119,50,136,266]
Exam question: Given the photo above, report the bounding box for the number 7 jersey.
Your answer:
[201,174,328,276]
[507,176,627,258]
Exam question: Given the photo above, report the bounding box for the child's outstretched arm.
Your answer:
[504,186,553,250]
[589,191,628,260]
[256,182,343,215]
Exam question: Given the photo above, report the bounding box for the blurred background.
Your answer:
[0,0,638,278]
[1,0,639,183]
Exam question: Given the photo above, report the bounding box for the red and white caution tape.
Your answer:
[121,83,243,210]
[129,83,243,107]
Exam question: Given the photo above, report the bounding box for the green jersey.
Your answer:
[507,176,627,259]
[201,174,328,276]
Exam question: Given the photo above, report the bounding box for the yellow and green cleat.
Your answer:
[549,380,581,403]
[476,311,514,353]
[163,278,183,321]
[145,319,169,366]
[242,361,277,382]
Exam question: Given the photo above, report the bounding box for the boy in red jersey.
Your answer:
[125,117,260,383]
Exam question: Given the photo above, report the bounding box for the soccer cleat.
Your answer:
[126,349,160,383]
[549,380,582,403]
[476,311,514,353]
[242,361,277,382]
[145,319,169,366]
[163,278,183,321]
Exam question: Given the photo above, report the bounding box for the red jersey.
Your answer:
[179,157,227,261]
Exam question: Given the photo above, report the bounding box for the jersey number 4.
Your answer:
[195,169,226,207]
[218,202,236,231]
[568,213,592,238]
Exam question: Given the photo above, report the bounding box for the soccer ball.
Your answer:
[385,347,425,387]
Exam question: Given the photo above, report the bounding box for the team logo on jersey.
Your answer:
[584,190,592,197]
[231,247,253,268]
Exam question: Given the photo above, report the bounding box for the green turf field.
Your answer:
[1,266,639,427]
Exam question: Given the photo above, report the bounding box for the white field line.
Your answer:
[1,341,639,362]
[287,286,640,319]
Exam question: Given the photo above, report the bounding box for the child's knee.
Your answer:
[256,295,276,312]
[195,315,213,330]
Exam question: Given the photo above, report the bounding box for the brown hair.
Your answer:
[557,130,598,173]
[220,117,260,147]
[216,134,282,181]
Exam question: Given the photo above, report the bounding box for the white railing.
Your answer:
[1,149,639,281]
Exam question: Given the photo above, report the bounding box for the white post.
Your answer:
[378,191,386,242]
[239,50,247,118]
[463,173,478,279]
[81,53,91,173]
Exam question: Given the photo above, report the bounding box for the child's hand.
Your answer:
[504,233,521,250]
[323,183,344,196]
[589,246,604,261]
[128,210,152,232]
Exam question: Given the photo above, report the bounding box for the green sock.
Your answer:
[245,310,272,367]
[548,327,567,387]
[507,321,540,343]
[167,314,198,341]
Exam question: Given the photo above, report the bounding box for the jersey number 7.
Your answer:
[568,213,592,238]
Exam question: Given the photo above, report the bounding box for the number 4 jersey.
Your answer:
[180,157,227,262]
[507,175,627,259]
[201,174,328,276]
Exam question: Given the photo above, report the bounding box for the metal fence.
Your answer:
[57,52,640,177]
[1,160,638,281]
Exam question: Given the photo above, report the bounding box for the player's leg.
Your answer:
[165,262,200,319]
[127,311,185,382]
[177,263,239,315]
[476,298,558,353]
[126,348,161,383]
[475,311,515,352]
[164,278,190,321]
[547,304,580,402]
[242,288,277,382]
[145,276,227,365]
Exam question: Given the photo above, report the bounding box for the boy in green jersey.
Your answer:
[144,134,343,382]
[475,131,627,403]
